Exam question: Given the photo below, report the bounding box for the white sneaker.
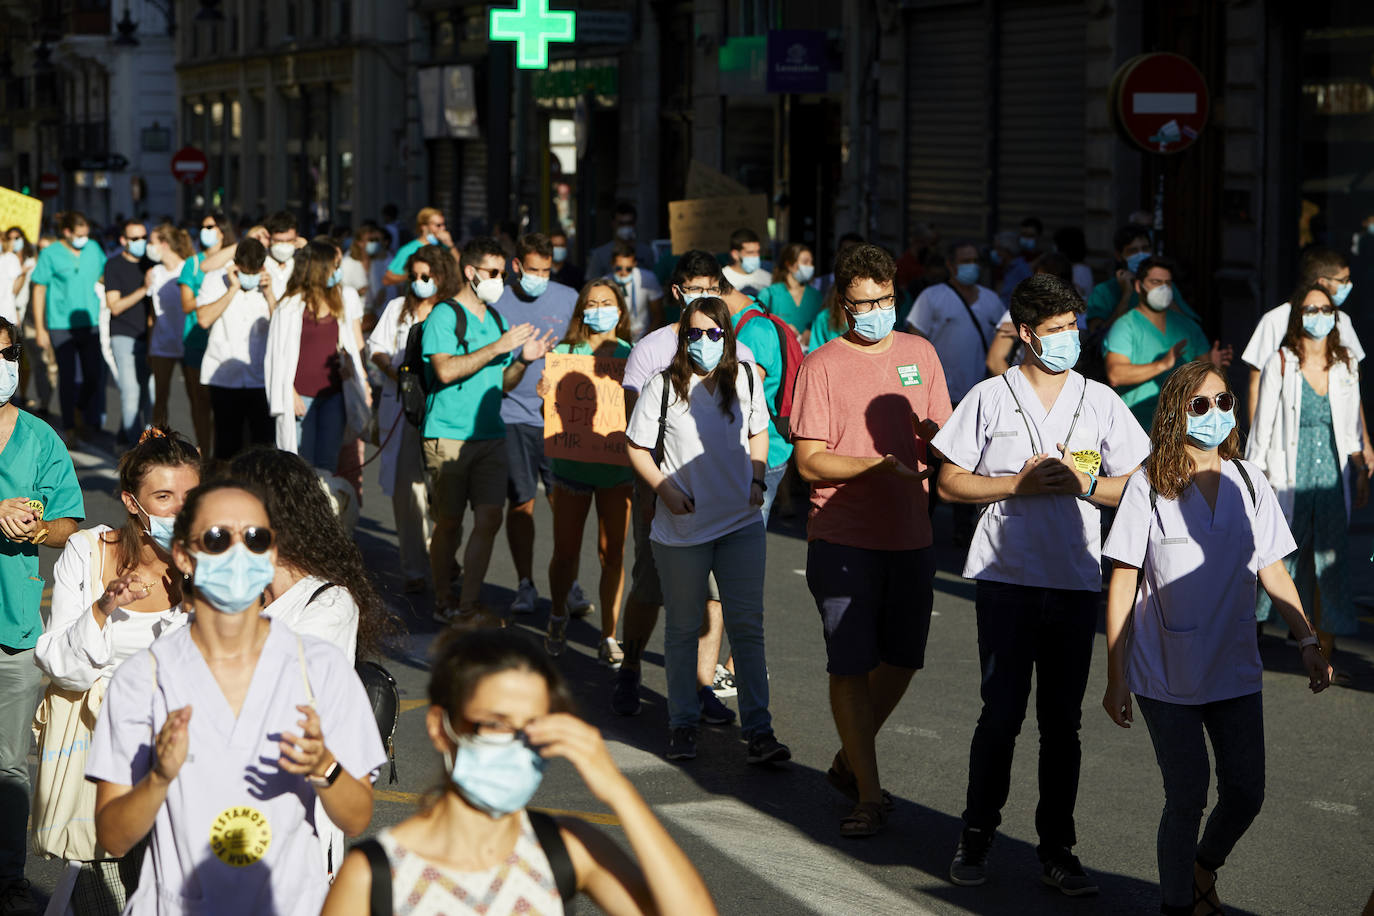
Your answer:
[567,580,594,618]
[712,663,737,698]
[510,578,538,615]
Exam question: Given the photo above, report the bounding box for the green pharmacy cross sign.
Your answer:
[489,0,576,70]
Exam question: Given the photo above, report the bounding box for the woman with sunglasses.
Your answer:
[1247,284,1366,677]
[540,279,635,665]
[366,245,453,593]
[625,297,789,764]
[88,480,387,916]
[1101,361,1332,916]
[34,428,199,914]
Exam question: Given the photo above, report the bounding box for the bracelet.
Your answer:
[1077,470,1097,501]
[1298,635,1320,650]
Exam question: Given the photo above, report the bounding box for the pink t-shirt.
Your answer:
[791,333,953,551]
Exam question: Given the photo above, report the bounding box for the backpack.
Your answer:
[653,362,756,464]
[397,300,506,429]
[735,306,803,439]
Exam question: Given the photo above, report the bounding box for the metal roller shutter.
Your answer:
[458,139,488,237]
[428,138,457,223]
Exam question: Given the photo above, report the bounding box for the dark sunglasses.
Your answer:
[685,327,726,343]
[408,272,431,282]
[1186,392,1235,417]
[0,345,19,362]
[1301,305,1336,316]
[192,525,275,555]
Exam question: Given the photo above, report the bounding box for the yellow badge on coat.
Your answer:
[209,806,272,867]
[1070,449,1102,476]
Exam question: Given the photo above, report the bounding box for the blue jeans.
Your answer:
[0,646,42,882]
[759,461,788,523]
[296,392,346,470]
[109,335,151,440]
[653,521,771,736]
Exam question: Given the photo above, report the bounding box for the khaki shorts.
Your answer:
[423,437,508,522]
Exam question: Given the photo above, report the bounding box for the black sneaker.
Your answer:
[1038,845,1099,897]
[949,827,994,886]
[611,666,641,717]
[666,727,698,761]
[745,731,791,765]
[698,685,736,725]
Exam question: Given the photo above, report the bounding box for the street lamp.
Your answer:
[114,5,139,46]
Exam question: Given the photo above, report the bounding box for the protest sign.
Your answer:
[667,194,769,255]
[543,353,629,466]
[0,187,42,244]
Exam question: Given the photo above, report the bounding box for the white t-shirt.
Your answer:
[723,264,773,297]
[265,255,294,300]
[0,251,22,323]
[626,364,770,547]
[340,256,369,298]
[198,270,271,389]
[1240,302,1365,370]
[907,283,1004,402]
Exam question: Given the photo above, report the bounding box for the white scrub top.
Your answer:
[1240,301,1364,370]
[931,367,1150,591]
[87,621,387,916]
[1102,461,1296,704]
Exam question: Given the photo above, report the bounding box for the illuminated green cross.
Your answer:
[489,0,576,70]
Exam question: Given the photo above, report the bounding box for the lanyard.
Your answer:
[1001,371,1086,457]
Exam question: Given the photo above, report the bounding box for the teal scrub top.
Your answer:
[421,300,512,441]
[0,410,84,648]
[1103,308,1210,430]
[1086,278,1196,325]
[178,254,210,361]
[548,340,636,489]
[388,238,445,278]
[757,282,823,333]
[731,306,794,469]
[30,241,106,331]
[808,307,847,352]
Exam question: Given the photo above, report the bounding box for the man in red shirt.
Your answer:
[792,243,953,838]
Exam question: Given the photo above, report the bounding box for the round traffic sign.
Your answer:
[38,172,59,199]
[1111,53,1210,155]
[171,146,209,185]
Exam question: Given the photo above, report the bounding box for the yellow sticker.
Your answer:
[26,499,44,519]
[209,806,272,867]
[1071,449,1102,476]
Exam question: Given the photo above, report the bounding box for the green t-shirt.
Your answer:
[421,300,512,441]
[731,307,793,468]
[1086,278,1196,325]
[549,340,636,489]
[0,410,85,648]
[1103,307,1210,430]
[757,282,823,333]
[30,241,106,331]
[178,254,210,360]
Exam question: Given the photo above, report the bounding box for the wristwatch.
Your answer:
[308,760,342,789]
[752,478,767,491]
[1077,470,1097,501]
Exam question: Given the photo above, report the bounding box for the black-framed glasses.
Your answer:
[1301,305,1336,316]
[677,283,721,297]
[192,525,275,555]
[0,345,19,362]
[686,327,726,343]
[1186,393,1235,417]
[843,294,897,314]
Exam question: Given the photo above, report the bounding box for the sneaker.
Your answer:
[1038,846,1098,897]
[611,666,641,716]
[545,614,568,656]
[0,879,39,916]
[949,827,994,887]
[745,731,791,765]
[698,685,736,725]
[567,581,594,618]
[666,726,698,761]
[510,578,538,615]
[598,636,624,669]
[711,663,737,698]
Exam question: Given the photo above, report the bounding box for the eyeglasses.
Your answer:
[612,265,636,275]
[1301,305,1336,316]
[201,223,217,231]
[678,284,721,297]
[686,327,726,343]
[844,294,897,314]
[409,272,431,282]
[1186,392,1235,417]
[192,525,275,555]
[0,345,19,362]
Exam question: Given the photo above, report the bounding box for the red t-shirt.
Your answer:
[294,312,343,398]
[791,333,953,551]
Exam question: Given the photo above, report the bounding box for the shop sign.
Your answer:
[489,0,575,70]
[766,30,827,94]
[532,65,618,105]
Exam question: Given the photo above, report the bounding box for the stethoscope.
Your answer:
[1000,371,1086,457]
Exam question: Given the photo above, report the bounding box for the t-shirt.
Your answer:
[178,254,210,358]
[387,238,447,278]
[998,256,1033,306]
[1240,302,1365,370]
[421,300,512,441]
[550,340,635,489]
[625,364,770,547]
[103,255,152,339]
[722,264,773,297]
[621,324,754,394]
[199,276,271,389]
[731,306,793,468]
[496,281,579,427]
[807,307,846,352]
[1086,278,1196,325]
[0,409,84,649]
[31,241,106,331]
[790,334,953,551]
[757,282,823,334]
[906,282,1004,402]
[0,251,22,324]
[294,313,343,398]
[1103,308,1210,430]
[264,256,294,300]
[340,256,368,297]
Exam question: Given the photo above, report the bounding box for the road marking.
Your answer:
[400,699,427,714]
[1308,800,1358,815]
[887,725,940,740]
[373,789,620,825]
[792,569,806,576]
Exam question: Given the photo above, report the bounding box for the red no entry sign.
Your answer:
[37,173,59,199]
[1111,53,1210,155]
[171,146,209,185]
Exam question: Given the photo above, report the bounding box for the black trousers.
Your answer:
[208,385,274,461]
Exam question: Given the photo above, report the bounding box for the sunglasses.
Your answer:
[409,272,431,282]
[192,525,275,555]
[1186,392,1235,417]
[0,345,19,362]
[1301,305,1336,316]
[685,327,726,343]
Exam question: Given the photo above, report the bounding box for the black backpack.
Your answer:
[397,300,506,429]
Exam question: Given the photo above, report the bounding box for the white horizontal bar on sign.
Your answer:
[1132,92,1198,114]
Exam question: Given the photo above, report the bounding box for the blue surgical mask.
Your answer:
[127,239,147,258]
[519,272,549,298]
[1186,407,1236,451]
[71,235,89,250]
[1126,251,1149,274]
[326,267,343,288]
[0,359,17,405]
[365,240,380,256]
[191,543,274,614]
[955,263,980,286]
[794,264,815,284]
[8,239,22,254]
[680,291,702,307]
[200,227,219,249]
[989,249,1002,267]
[850,307,895,342]
[1031,328,1081,373]
[613,271,632,286]
[442,713,546,818]
[688,336,724,372]
[1331,282,1352,307]
[237,271,261,291]
[411,277,436,299]
[426,233,439,246]
[584,306,619,332]
[741,255,761,274]
[1303,312,1336,340]
[1019,236,1036,252]
[132,497,176,553]
[552,245,567,263]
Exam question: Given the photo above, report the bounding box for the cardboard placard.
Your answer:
[0,187,43,245]
[542,353,630,466]
[668,194,769,256]
[684,160,750,199]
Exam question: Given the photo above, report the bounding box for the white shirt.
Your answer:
[198,271,271,388]
[264,255,295,300]
[148,261,187,359]
[907,283,1004,401]
[366,296,418,400]
[263,575,360,663]
[607,267,662,341]
[0,251,21,323]
[626,364,770,547]
[1240,302,1364,370]
[340,256,369,298]
[930,368,1151,591]
[723,264,773,297]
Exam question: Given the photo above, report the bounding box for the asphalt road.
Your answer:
[20,380,1374,916]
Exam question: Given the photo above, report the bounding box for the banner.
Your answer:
[542,353,630,466]
[667,194,769,256]
[0,187,42,244]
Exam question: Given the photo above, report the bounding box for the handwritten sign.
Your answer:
[543,353,630,466]
[684,160,750,199]
[667,194,769,256]
[0,186,42,245]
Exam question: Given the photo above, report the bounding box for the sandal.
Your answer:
[1193,863,1224,916]
[826,753,896,812]
[839,801,887,838]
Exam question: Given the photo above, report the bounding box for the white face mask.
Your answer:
[270,243,295,263]
[1144,284,1173,311]
[472,275,504,304]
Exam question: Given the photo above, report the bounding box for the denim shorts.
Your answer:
[505,422,552,505]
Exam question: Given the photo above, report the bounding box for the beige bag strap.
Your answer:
[295,635,316,708]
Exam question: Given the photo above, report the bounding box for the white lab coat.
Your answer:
[265,294,371,454]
